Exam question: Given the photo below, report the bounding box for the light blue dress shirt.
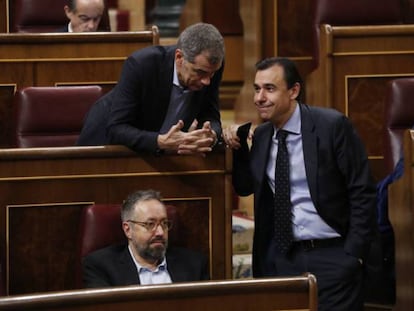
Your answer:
[266,103,340,241]
[128,245,172,285]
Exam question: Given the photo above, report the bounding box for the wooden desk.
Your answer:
[0,146,233,295]
[0,275,318,311]
[389,129,414,311]
[306,24,414,181]
[0,29,159,147]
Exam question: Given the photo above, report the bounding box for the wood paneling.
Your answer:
[0,146,233,295]
[306,24,414,181]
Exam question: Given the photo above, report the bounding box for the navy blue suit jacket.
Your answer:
[77,45,223,153]
[82,244,209,288]
[232,103,378,277]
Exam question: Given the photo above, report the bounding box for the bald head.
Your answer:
[64,0,105,32]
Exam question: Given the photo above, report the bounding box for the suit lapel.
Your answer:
[119,246,141,285]
[299,104,318,201]
[158,47,176,121]
[255,122,274,184]
[166,248,194,282]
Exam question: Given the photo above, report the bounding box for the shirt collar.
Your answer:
[67,22,73,33]
[173,61,190,93]
[273,102,301,136]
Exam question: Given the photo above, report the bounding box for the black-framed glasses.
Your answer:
[127,219,173,232]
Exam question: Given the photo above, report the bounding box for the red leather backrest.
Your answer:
[311,0,403,69]
[384,78,414,174]
[12,86,102,148]
[9,0,110,32]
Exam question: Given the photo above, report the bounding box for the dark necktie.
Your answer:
[160,85,192,134]
[274,129,293,254]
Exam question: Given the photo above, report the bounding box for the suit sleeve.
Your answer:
[334,116,377,260]
[106,54,160,153]
[232,132,254,196]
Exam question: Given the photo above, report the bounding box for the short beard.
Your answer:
[138,240,168,263]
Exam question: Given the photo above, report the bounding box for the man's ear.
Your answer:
[64,5,72,19]
[289,82,301,100]
[122,222,132,239]
[175,49,184,65]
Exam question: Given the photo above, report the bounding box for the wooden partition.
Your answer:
[0,29,159,147]
[0,146,232,295]
[306,24,414,181]
[389,129,414,311]
[0,275,318,311]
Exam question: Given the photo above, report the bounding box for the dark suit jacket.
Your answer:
[82,244,209,288]
[232,103,378,277]
[77,45,224,153]
[54,25,69,32]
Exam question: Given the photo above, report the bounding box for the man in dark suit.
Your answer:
[82,189,209,287]
[77,22,225,156]
[58,0,105,32]
[222,57,377,310]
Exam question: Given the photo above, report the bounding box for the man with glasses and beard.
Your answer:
[82,189,208,287]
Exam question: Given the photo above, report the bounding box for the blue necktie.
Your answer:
[274,130,293,254]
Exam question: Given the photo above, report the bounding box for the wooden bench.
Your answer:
[0,275,318,311]
[0,146,232,295]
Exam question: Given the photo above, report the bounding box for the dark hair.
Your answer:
[177,23,225,65]
[67,0,106,12]
[121,189,163,221]
[67,0,76,11]
[255,57,304,101]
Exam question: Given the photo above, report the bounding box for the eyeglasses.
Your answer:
[127,219,173,232]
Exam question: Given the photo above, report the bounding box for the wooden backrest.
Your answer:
[311,0,403,69]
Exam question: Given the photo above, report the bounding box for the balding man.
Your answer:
[60,0,105,32]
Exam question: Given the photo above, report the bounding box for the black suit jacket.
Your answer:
[54,25,69,32]
[82,244,209,288]
[232,103,378,277]
[77,45,224,153]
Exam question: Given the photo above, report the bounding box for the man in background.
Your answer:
[60,0,105,32]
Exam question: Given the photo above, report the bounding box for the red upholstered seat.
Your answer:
[12,86,103,148]
[383,78,414,174]
[9,0,110,33]
[75,203,179,288]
